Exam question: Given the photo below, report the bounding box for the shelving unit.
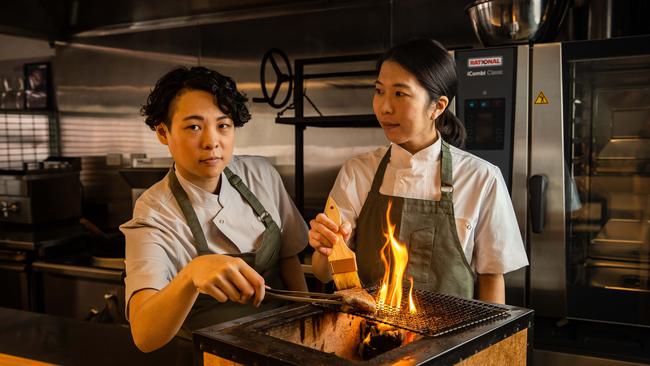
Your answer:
[275,53,380,215]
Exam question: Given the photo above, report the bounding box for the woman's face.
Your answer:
[156,89,235,192]
[373,60,443,154]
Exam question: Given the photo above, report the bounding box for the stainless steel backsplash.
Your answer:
[51,0,478,224]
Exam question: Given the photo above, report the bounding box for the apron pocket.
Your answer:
[407,227,435,284]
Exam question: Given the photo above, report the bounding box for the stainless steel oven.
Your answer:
[0,157,82,224]
[454,35,650,363]
[0,248,30,309]
[0,222,87,311]
[32,260,126,324]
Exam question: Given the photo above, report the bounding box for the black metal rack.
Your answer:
[275,53,381,215]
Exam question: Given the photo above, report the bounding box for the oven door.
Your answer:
[529,36,650,327]
[0,250,30,310]
[32,261,126,324]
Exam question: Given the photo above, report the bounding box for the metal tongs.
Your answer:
[265,288,344,306]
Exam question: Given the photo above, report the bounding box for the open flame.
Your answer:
[376,200,417,314]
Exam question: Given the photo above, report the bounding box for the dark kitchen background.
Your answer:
[0,1,649,365]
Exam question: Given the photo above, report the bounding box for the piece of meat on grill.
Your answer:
[336,288,377,313]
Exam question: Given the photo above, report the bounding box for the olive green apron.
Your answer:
[168,167,285,337]
[355,140,474,299]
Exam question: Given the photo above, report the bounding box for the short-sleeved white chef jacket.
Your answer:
[120,155,308,311]
[329,138,529,275]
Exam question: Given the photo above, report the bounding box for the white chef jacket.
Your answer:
[329,138,529,275]
[120,155,308,310]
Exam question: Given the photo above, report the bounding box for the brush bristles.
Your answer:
[332,272,362,290]
[330,257,357,274]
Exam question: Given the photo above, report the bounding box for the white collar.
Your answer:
[390,135,442,169]
[174,166,229,207]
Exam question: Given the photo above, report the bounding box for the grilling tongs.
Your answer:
[265,288,344,306]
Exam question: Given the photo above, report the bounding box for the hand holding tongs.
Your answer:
[265,288,344,306]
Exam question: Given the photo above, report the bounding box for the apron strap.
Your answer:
[169,166,281,271]
[223,167,275,229]
[168,165,286,333]
[370,142,454,202]
[369,146,392,193]
[223,167,282,271]
[440,140,454,202]
[168,168,211,255]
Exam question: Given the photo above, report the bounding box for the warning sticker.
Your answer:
[535,91,549,104]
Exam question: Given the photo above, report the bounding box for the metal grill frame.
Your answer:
[334,287,510,337]
[195,300,534,366]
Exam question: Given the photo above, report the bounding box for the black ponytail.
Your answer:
[436,108,466,149]
[379,38,466,148]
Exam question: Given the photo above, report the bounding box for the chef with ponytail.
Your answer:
[308,38,528,304]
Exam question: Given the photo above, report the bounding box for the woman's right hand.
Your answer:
[185,254,265,307]
[308,213,352,257]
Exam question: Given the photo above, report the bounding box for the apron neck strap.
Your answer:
[223,167,275,229]
[169,166,280,269]
[440,140,454,202]
[369,146,392,193]
[168,168,211,255]
[369,141,454,202]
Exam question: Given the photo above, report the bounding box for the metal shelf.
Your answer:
[275,114,379,128]
[0,109,56,115]
[275,53,381,216]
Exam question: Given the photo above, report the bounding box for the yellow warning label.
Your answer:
[535,91,549,104]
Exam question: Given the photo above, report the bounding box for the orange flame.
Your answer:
[408,276,416,314]
[376,200,417,313]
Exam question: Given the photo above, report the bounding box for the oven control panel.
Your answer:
[464,98,506,150]
[454,47,517,190]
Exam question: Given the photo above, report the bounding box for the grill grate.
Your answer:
[339,286,509,337]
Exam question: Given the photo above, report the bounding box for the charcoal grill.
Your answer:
[194,289,533,366]
[340,286,509,337]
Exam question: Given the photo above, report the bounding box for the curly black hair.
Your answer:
[141,66,251,130]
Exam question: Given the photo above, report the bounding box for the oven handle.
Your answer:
[32,262,124,282]
[0,263,27,272]
[529,175,548,233]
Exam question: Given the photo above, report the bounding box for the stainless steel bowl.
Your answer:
[466,0,570,46]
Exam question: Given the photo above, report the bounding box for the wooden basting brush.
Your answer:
[324,197,362,290]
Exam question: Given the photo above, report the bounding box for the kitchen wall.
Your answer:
[0,34,54,61]
[13,0,648,226]
[51,0,479,225]
[0,34,55,169]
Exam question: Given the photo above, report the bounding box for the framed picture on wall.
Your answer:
[24,62,52,109]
